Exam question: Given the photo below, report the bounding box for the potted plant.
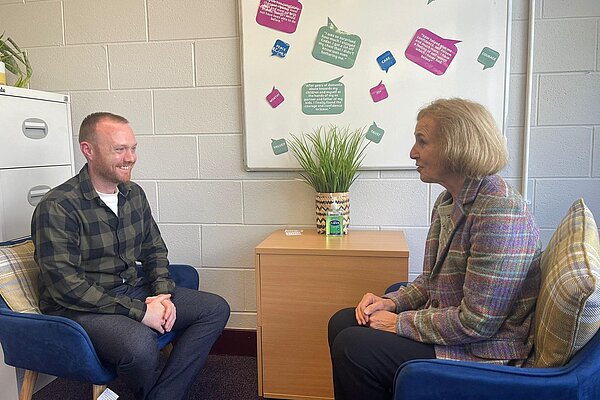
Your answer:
[0,32,32,87]
[288,125,368,234]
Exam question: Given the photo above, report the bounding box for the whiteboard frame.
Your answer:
[240,0,512,171]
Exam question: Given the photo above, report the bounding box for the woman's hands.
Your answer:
[355,293,398,333]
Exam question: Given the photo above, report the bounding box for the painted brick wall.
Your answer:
[1,0,598,329]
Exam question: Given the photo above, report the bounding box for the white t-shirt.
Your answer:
[97,190,119,217]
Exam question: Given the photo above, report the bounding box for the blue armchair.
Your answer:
[393,329,600,400]
[0,261,199,400]
[388,199,600,399]
[387,281,600,400]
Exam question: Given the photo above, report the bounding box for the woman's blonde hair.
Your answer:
[417,98,508,179]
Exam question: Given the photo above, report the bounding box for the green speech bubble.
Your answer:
[366,122,385,144]
[477,47,500,70]
[271,138,288,155]
[302,76,345,115]
[312,18,362,69]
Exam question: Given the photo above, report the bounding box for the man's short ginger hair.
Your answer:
[78,112,129,144]
[417,98,508,179]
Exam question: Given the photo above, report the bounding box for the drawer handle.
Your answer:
[28,185,51,206]
[22,118,48,140]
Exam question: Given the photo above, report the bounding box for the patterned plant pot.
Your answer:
[315,192,350,234]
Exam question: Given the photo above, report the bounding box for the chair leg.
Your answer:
[93,384,107,400]
[19,370,38,400]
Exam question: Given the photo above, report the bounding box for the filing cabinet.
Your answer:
[0,85,75,398]
[0,85,75,241]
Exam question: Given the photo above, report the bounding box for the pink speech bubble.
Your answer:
[266,87,285,108]
[256,0,303,34]
[405,28,461,75]
[369,81,388,103]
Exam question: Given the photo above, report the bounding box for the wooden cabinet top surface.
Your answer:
[256,229,409,258]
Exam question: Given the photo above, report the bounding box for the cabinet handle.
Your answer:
[28,185,51,206]
[22,118,48,140]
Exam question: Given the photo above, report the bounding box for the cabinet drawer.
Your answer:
[0,95,72,169]
[0,165,73,241]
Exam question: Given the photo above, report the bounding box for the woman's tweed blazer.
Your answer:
[386,175,541,365]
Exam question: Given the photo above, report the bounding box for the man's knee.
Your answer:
[178,288,230,325]
[119,328,161,368]
[206,292,230,326]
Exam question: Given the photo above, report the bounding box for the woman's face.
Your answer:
[409,115,451,186]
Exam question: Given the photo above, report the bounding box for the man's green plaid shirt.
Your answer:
[32,165,175,322]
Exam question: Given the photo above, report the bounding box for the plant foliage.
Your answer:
[288,125,369,193]
[0,32,32,88]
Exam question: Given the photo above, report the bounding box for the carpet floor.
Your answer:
[31,355,260,400]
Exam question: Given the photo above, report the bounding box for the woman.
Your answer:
[328,98,541,400]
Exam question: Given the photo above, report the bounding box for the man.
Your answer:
[31,112,230,400]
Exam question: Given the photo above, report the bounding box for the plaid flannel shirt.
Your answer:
[32,165,175,321]
[385,175,541,365]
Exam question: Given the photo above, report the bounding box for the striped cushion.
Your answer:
[0,239,41,313]
[533,199,600,367]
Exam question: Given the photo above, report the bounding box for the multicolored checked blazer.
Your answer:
[385,175,541,365]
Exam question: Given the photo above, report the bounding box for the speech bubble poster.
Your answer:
[370,81,388,103]
[271,138,289,155]
[377,51,396,73]
[256,0,303,34]
[240,0,510,170]
[366,122,385,144]
[405,28,461,76]
[272,39,290,58]
[312,18,362,69]
[302,76,345,115]
[478,47,500,70]
[266,86,285,108]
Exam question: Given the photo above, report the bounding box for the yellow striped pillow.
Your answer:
[0,240,41,313]
[534,199,600,368]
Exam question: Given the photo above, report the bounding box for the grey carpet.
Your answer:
[31,355,259,400]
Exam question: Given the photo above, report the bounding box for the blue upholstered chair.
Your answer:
[392,328,600,400]
[386,282,600,400]
[0,238,200,400]
[389,199,600,400]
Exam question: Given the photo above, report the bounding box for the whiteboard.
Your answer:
[240,0,511,170]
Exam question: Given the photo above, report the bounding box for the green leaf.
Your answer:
[288,125,369,193]
[0,34,32,88]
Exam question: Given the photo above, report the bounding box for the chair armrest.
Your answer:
[0,308,115,383]
[168,264,199,290]
[394,359,578,400]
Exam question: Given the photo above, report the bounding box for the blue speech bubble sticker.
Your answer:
[377,51,396,73]
[271,39,290,58]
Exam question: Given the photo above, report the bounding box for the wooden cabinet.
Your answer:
[255,229,409,400]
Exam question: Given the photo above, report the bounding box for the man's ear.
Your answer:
[80,141,93,160]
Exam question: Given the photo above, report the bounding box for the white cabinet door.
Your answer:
[0,95,72,169]
[0,165,73,241]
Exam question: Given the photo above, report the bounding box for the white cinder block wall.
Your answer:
[0,0,598,330]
